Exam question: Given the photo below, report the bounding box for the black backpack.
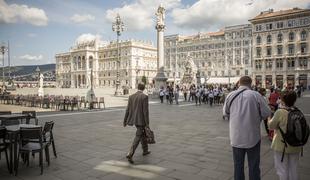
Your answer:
[279,107,310,161]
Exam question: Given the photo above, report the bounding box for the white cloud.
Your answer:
[19,54,43,61]
[75,33,107,46]
[70,14,95,23]
[0,0,48,26]
[105,0,181,31]
[171,0,310,31]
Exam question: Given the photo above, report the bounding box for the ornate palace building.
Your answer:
[164,24,252,84]
[56,39,157,89]
[249,8,310,89]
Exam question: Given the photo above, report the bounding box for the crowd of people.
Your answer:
[158,84,226,106]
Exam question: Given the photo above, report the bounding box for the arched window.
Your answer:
[289,32,294,41]
[277,33,282,43]
[89,56,93,69]
[267,35,272,44]
[301,30,307,41]
[78,56,81,69]
[256,36,261,44]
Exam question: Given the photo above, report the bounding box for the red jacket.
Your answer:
[269,92,279,106]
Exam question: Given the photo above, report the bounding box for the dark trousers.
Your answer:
[159,96,164,103]
[209,97,213,106]
[232,141,261,180]
[128,126,148,158]
[184,93,187,101]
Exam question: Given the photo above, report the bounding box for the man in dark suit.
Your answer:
[123,83,150,164]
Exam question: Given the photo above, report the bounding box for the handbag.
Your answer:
[144,127,156,144]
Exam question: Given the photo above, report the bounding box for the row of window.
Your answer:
[255,59,308,69]
[255,18,310,32]
[256,43,307,57]
[256,30,307,44]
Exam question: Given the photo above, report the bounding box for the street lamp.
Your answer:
[112,13,124,96]
[0,43,8,90]
[35,66,40,87]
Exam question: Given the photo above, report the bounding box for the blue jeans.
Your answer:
[232,141,261,180]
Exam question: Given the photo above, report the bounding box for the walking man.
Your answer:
[124,83,151,164]
[223,76,271,180]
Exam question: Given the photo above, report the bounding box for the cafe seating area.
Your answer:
[0,111,57,175]
[0,94,105,111]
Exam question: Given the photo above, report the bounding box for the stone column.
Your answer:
[154,4,167,91]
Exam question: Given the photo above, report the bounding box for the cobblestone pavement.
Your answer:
[0,92,309,180]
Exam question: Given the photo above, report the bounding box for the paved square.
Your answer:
[0,94,310,180]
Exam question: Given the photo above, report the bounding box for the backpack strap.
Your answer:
[279,127,287,162]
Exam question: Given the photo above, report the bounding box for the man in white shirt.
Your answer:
[223,76,271,180]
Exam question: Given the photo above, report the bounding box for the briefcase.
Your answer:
[145,127,156,144]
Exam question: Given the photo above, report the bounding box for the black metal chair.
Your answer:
[0,111,12,115]
[0,126,10,172]
[22,111,38,125]
[16,126,45,175]
[43,121,57,163]
[1,119,20,126]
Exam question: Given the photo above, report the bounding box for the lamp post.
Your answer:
[35,66,40,87]
[0,44,8,90]
[112,13,124,96]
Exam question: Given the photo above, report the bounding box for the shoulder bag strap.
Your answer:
[226,89,247,115]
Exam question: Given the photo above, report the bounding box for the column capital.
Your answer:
[156,24,165,31]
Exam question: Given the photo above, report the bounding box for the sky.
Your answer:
[0,0,309,66]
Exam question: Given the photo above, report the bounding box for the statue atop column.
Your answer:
[155,4,165,31]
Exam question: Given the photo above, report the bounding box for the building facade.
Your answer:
[164,24,252,84]
[249,8,310,89]
[56,39,157,89]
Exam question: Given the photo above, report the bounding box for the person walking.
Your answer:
[165,86,170,104]
[183,86,188,101]
[123,83,151,164]
[223,76,271,180]
[168,86,174,104]
[159,86,165,103]
[208,87,214,107]
[269,88,280,110]
[174,85,180,105]
[268,91,303,180]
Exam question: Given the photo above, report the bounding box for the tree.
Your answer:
[141,75,147,85]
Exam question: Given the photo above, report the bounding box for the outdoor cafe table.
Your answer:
[4,124,41,174]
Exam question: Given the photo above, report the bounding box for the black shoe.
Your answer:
[143,151,151,156]
[126,155,134,164]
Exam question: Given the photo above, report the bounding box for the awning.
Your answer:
[205,77,240,84]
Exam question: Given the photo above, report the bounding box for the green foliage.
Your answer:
[141,75,147,85]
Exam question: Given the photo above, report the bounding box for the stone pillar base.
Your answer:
[38,88,44,97]
[154,71,167,88]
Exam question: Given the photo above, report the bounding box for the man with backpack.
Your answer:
[223,76,271,180]
[268,90,309,180]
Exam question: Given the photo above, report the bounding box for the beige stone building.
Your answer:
[249,8,310,89]
[56,39,157,89]
[164,24,252,84]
